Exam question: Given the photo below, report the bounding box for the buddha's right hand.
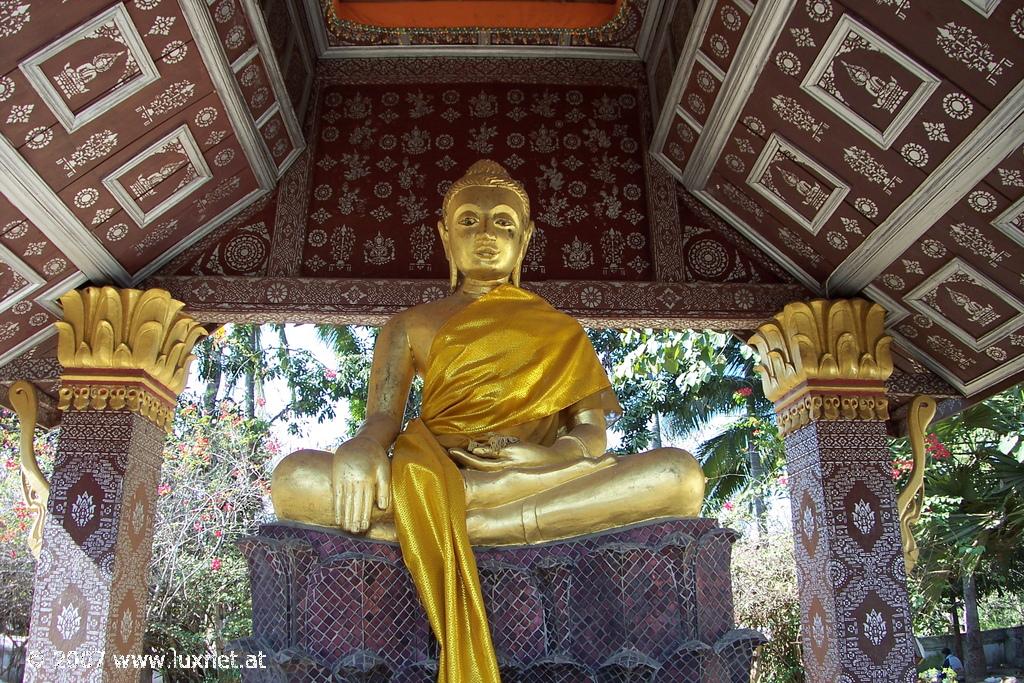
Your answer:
[332,436,391,533]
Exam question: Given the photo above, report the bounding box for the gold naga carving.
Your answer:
[897,395,937,574]
[55,287,208,431]
[747,298,894,435]
[8,381,49,558]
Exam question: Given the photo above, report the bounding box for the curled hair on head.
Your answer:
[441,160,530,222]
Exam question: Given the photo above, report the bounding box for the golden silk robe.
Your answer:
[390,285,617,683]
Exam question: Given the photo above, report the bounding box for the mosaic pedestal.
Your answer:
[232,519,763,682]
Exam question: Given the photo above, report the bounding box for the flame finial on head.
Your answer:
[442,160,530,221]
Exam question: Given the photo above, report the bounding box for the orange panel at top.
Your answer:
[331,0,623,30]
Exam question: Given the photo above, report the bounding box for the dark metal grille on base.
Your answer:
[230,519,764,682]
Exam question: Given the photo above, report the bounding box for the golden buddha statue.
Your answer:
[271,160,705,681]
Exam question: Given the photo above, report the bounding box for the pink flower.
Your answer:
[211,557,222,571]
[777,475,789,487]
[4,458,18,470]
[256,397,266,408]
[736,387,753,397]
[723,501,735,511]
[158,483,172,496]
[325,369,338,380]
[214,530,223,538]
[925,434,951,461]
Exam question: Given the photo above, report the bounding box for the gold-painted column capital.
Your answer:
[55,286,208,430]
[748,298,894,436]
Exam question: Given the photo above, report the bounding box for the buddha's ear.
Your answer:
[437,218,450,251]
[513,220,535,288]
[438,219,458,291]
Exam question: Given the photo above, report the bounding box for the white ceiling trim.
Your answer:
[180,0,277,191]
[101,124,214,228]
[0,242,45,314]
[867,282,1023,398]
[241,0,306,177]
[650,0,716,155]
[744,133,849,236]
[992,195,1024,248]
[861,283,911,328]
[903,258,1024,353]
[285,0,317,126]
[34,271,89,318]
[318,45,642,60]
[131,186,267,286]
[0,134,130,286]
[799,14,940,150]
[827,78,1024,295]
[679,0,796,189]
[693,187,823,294]
[0,326,57,370]
[19,5,161,134]
[636,0,669,62]
[887,325,1024,398]
[304,0,331,59]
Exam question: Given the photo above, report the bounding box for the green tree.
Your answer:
[0,408,59,681]
[192,324,375,438]
[589,329,783,515]
[145,399,274,682]
[895,384,1024,678]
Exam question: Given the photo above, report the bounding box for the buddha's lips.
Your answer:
[474,245,499,257]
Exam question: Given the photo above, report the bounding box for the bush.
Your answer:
[144,399,274,681]
[731,520,804,683]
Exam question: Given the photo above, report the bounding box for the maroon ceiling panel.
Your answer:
[677,189,789,284]
[302,82,657,281]
[0,194,74,286]
[698,0,750,74]
[664,113,699,171]
[92,154,259,276]
[678,59,722,128]
[210,0,257,64]
[848,1,1022,112]
[168,193,279,277]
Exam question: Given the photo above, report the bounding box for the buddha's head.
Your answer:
[439,160,535,290]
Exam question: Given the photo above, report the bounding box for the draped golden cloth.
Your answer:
[391,285,616,682]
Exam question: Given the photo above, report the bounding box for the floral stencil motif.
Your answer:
[304,81,655,280]
[71,491,96,527]
[936,23,1013,86]
[852,498,875,535]
[862,610,887,646]
[56,602,82,640]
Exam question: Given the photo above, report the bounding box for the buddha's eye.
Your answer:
[458,215,478,227]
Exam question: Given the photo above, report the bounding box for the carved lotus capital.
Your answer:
[747,298,893,408]
[55,287,207,430]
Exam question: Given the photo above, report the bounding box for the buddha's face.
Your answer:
[439,185,534,282]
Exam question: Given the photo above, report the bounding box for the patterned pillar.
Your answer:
[24,287,206,682]
[748,299,916,683]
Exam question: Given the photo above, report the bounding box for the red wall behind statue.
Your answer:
[303,82,656,282]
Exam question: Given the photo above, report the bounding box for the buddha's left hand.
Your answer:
[449,442,574,471]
